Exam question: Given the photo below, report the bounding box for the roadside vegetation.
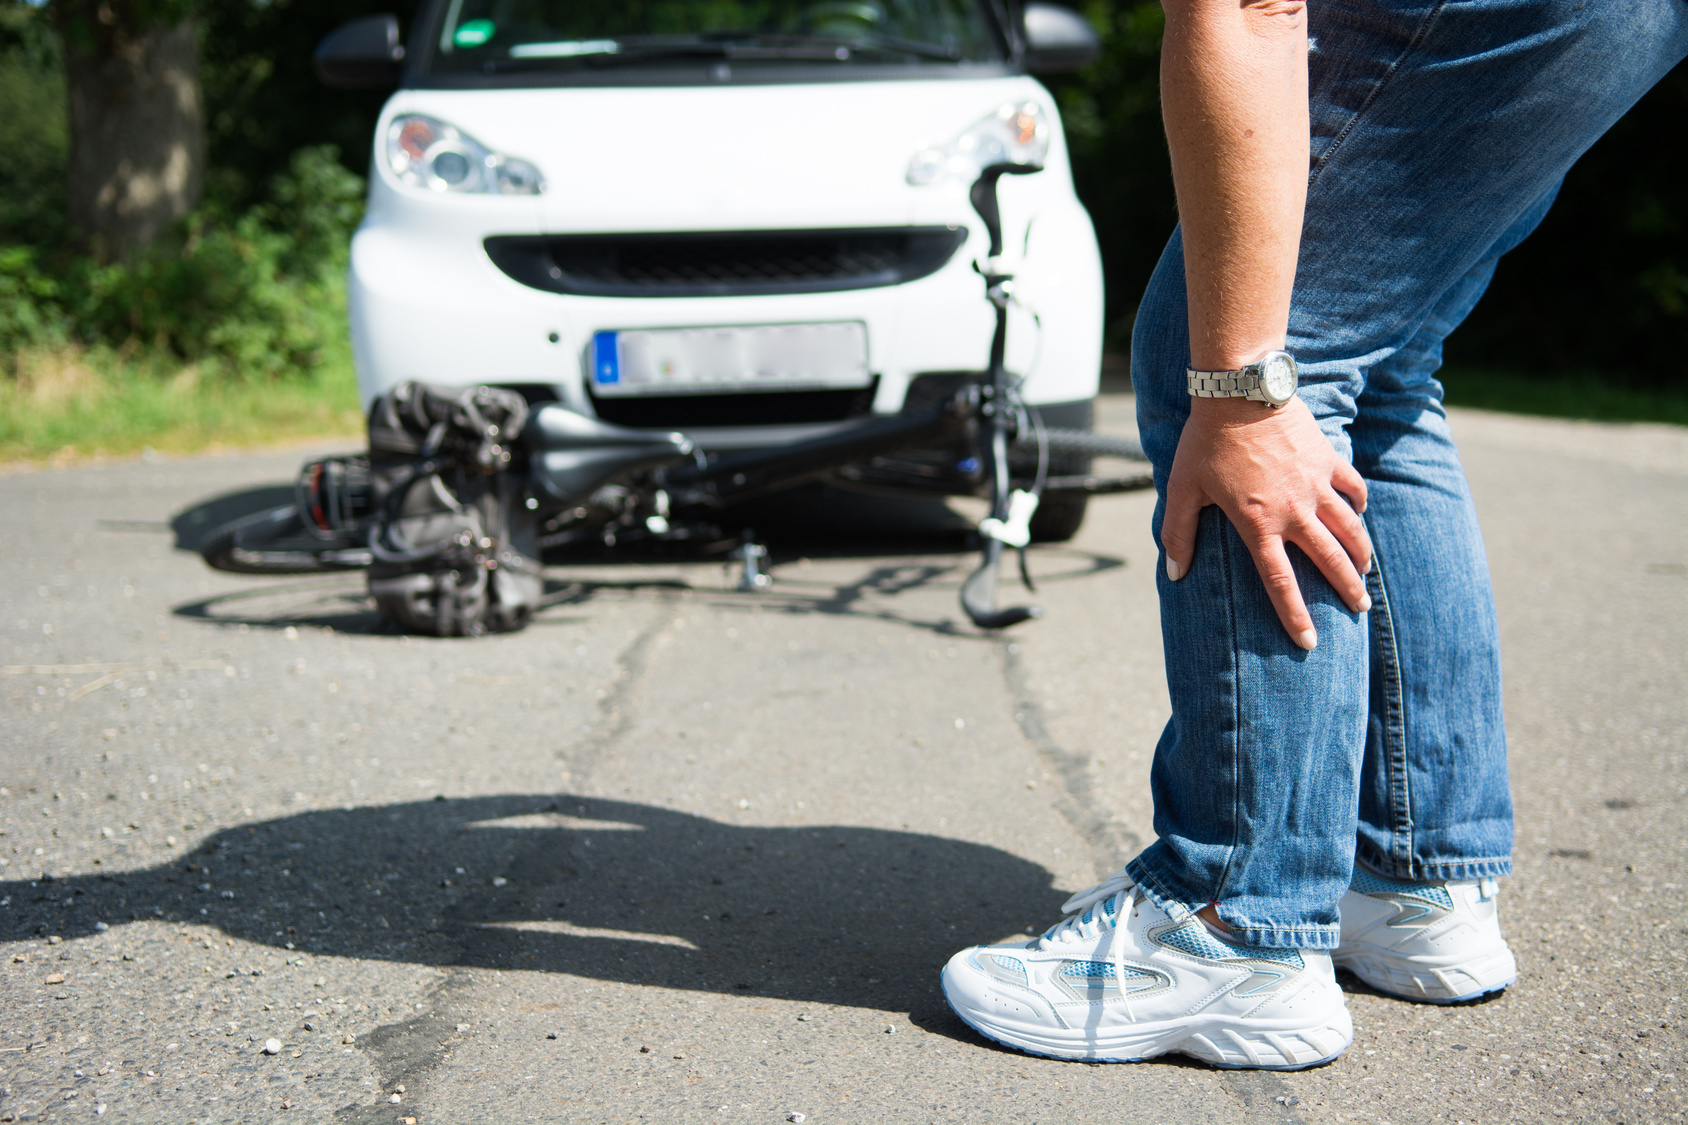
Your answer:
[0,0,1682,466]
[0,132,367,460]
[0,136,367,461]
[0,149,365,462]
[1439,368,1688,428]
[0,0,378,463]
[0,341,359,464]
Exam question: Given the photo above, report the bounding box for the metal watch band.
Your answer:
[1186,369,1264,400]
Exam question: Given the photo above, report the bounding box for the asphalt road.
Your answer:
[1,393,1684,1124]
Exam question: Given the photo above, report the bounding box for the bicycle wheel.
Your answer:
[200,505,372,575]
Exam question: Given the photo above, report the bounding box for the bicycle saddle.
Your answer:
[524,404,695,504]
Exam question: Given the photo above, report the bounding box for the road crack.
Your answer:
[334,968,475,1123]
[555,594,679,787]
[998,640,1141,877]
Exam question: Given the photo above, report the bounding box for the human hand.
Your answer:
[1161,396,1372,650]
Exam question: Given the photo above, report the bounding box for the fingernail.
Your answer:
[1362,557,1373,575]
[1165,557,1183,582]
[1296,629,1318,651]
[1357,593,1372,613]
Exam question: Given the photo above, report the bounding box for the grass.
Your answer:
[2,351,1679,469]
[0,343,362,466]
[1439,367,1688,427]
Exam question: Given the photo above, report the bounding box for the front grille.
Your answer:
[485,227,968,298]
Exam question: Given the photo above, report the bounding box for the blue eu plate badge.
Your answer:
[592,331,620,386]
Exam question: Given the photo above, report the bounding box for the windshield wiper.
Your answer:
[792,33,962,61]
[484,40,842,72]
[700,31,962,61]
[482,41,725,73]
[481,31,961,72]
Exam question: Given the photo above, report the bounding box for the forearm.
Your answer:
[1156,2,1371,641]
[1160,0,1309,372]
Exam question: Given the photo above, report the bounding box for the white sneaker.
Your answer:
[941,871,1353,1069]
[1333,867,1517,1003]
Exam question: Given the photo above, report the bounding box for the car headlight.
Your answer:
[385,114,545,195]
[906,102,1051,187]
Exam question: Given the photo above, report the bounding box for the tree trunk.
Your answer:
[56,5,205,263]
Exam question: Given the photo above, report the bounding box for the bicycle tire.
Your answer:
[1016,428,1146,461]
[200,505,373,575]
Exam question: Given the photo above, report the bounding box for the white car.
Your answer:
[316,0,1104,535]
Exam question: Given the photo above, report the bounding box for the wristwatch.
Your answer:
[1186,350,1299,407]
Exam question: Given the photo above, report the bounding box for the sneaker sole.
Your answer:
[1333,945,1517,1004]
[941,978,1353,1070]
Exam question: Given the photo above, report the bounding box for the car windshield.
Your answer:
[419,0,1008,79]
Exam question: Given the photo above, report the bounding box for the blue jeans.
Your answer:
[1126,0,1688,949]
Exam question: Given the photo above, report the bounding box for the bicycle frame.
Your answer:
[200,166,1149,635]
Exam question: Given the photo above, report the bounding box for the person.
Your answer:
[940,0,1688,1068]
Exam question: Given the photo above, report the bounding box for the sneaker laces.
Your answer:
[1035,868,1142,1017]
[1060,867,1138,919]
[1037,868,1139,950]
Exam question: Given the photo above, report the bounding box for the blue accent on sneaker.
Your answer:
[1239,945,1307,969]
[1079,896,1120,927]
[1350,869,1455,911]
[1059,960,1153,980]
[1156,924,1306,969]
[989,955,1028,983]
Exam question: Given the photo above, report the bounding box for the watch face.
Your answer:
[1260,353,1297,403]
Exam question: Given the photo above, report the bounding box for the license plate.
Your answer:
[590,323,869,397]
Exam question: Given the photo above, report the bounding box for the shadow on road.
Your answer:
[0,795,1067,1021]
[168,481,978,562]
[172,576,393,634]
[170,544,1124,638]
[169,479,1126,640]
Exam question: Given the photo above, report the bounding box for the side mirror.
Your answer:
[1020,2,1101,73]
[315,14,405,88]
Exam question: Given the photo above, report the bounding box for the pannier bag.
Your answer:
[364,382,540,636]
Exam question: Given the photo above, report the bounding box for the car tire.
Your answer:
[1029,493,1088,542]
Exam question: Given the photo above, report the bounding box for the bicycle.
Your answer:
[200,160,1151,636]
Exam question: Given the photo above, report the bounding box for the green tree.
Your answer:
[51,0,206,262]
[197,0,404,212]
[0,3,68,242]
[1045,0,1172,346]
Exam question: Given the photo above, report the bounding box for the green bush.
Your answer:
[0,145,365,379]
[0,1,67,244]
[264,142,370,277]
[0,245,72,351]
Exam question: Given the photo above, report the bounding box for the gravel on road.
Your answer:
[1,402,1684,1123]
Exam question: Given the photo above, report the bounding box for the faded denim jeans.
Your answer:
[1126,0,1688,949]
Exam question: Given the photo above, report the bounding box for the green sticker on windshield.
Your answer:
[453,19,495,48]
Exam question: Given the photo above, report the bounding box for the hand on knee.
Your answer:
[1161,397,1372,649]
